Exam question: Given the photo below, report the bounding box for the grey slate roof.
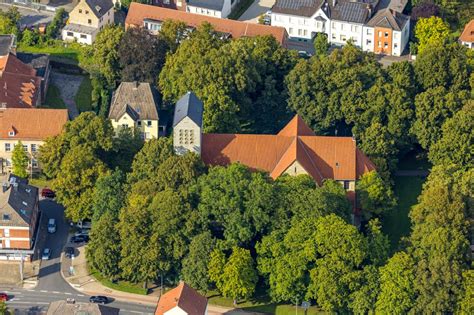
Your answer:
[63,23,98,35]
[85,0,114,18]
[16,53,50,77]
[173,92,203,127]
[0,175,38,228]
[187,0,225,11]
[330,1,371,24]
[272,0,324,17]
[109,82,159,121]
[0,35,16,56]
[366,8,409,31]
[389,0,408,13]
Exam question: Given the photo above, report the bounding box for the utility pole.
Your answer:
[295,298,298,315]
[160,274,163,296]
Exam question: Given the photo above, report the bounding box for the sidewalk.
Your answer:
[61,246,251,314]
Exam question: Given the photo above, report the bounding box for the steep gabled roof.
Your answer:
[201,115,376,183]
[109,82,159,121]
[155,282,207,315]
[173,91,203,127]
[366,8,409,31]
[84,0,114,19]
[460,19,474,43]
[0,176,39,228]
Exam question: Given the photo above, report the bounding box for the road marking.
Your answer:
[26,289,35,292]
[65,292,72,295]
[7,301,49,305]
[78,294,85,297]
[127,311,146,314]
[4,291,21,294]
[52,291,60,294]
[40,290,48,293]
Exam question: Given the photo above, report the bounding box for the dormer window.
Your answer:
[8,131,15,137]
[2,214,10,221]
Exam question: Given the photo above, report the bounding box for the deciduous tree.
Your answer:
[414,17,450,54]
[12,142,29,178]
[357,171,396,219]
[313,33,329,57]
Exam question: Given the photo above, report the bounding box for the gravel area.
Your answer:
[50,70,82,118]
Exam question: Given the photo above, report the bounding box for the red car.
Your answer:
[0,292,8,301]
[41,188,56,198]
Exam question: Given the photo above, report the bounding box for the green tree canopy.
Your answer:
[357,171,396,220]
[313,33,329,57]
[0,7,21,36]
[118,27,169,83]
[12,141,29,178]
[92,169,125,222]
[414,17,450,54]
[158,20,188,53]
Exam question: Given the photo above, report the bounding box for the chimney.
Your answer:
[132,81,138,90]
[367,4,372,18]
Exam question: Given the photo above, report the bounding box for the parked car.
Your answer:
[89,296,108,304]
[47,218,56,234]
[298,51,312,59]
[0,292,8,301]
[42,248,51,260]
[76,220,92,230]
[64,247,75,258]
[41,188,55,198]
[70,235,89,243]
[74,229,90,237]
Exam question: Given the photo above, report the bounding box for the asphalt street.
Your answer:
[0,200,155,314]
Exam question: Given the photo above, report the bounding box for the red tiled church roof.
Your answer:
[202,115,375,184]
[459,19,474,43]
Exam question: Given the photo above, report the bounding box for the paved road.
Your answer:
[0,4,55,27]
[0,288,155,314]
[238,0,276,22]
[0,200,155,314]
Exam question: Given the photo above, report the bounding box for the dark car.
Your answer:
[41,188,56,198]
[70,235,89,243]
[65,247,75,258]
[0,292,8,301]
[89,296,108,304]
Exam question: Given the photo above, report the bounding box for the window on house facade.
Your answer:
[332,22,336,29]
[367,28,372,35]
[2,214,10,221]
[378,41,382,48]
[147,121,152,127]
[31,144,37,152]
[343,181,350,190]
[366,39,372,45]
[289,28,293,34]
[340,35,347,41]
[384,42,388,48]
[340,23,344,30]
[79,9,82,13]
[394,43,398,49]
[332,33,336,40]
[394,32,399,39]
[8,131,14,137]
[22,145,28,152]
[67,31,74,37]
[378,31,382,37]
[4,143,10,152]
[6,159,11,167]
[88,19,92,24]
[384,32,389,37]
[80,34,87,39]
[85,10,89,14]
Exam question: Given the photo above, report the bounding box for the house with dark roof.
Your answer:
[0,108,69,173]
[61,0,114,45]
[0,35,16,57]
[173,93,376,217]
[16,53,51,103]
[270,0,410,56]
[109,82,160,141]
[0,175,39,261]
[155,282,208,315]
[186,0,235,19]
[459,19,474,49]
[125,3,288,46]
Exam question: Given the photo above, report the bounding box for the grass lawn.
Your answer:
[90,271,148,295]
[208,293,325,315]
[397,150,431,171]
[383,176,425,252]
[228,0,255,20]
[75,76,93,112]
[44,84,66,109]
[18,44,82,64]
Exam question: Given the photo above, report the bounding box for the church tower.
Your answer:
[172,92,203,155]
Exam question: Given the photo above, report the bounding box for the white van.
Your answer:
[47,219,56,234]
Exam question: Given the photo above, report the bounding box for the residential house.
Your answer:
[16,53,51,103]
[125,3,288,46]
[173,92,376,218]
[459,19,474,49]
[0,175,39,261]
[0,108,69,173]
[364,8,410,56]
[270,0,410,56]
[62,0,114,45]
[155,282,208,315]
[108,82,160,141]
[154,0,187,11]
[47,300,119,315]
[186,0,236,19]
[0,52,42,108]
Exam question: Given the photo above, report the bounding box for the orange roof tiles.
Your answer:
[202,115,375,184]
[125,3,288,46]
[0,108,68,140]
[155,282,207,315]
[0,53,41,108]
[459,19,474,43]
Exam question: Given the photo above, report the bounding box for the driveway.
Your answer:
[238,0,276,23]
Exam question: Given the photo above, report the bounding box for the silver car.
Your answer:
[42,248,51,260]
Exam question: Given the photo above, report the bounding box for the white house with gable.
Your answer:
[172,92,203,155]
